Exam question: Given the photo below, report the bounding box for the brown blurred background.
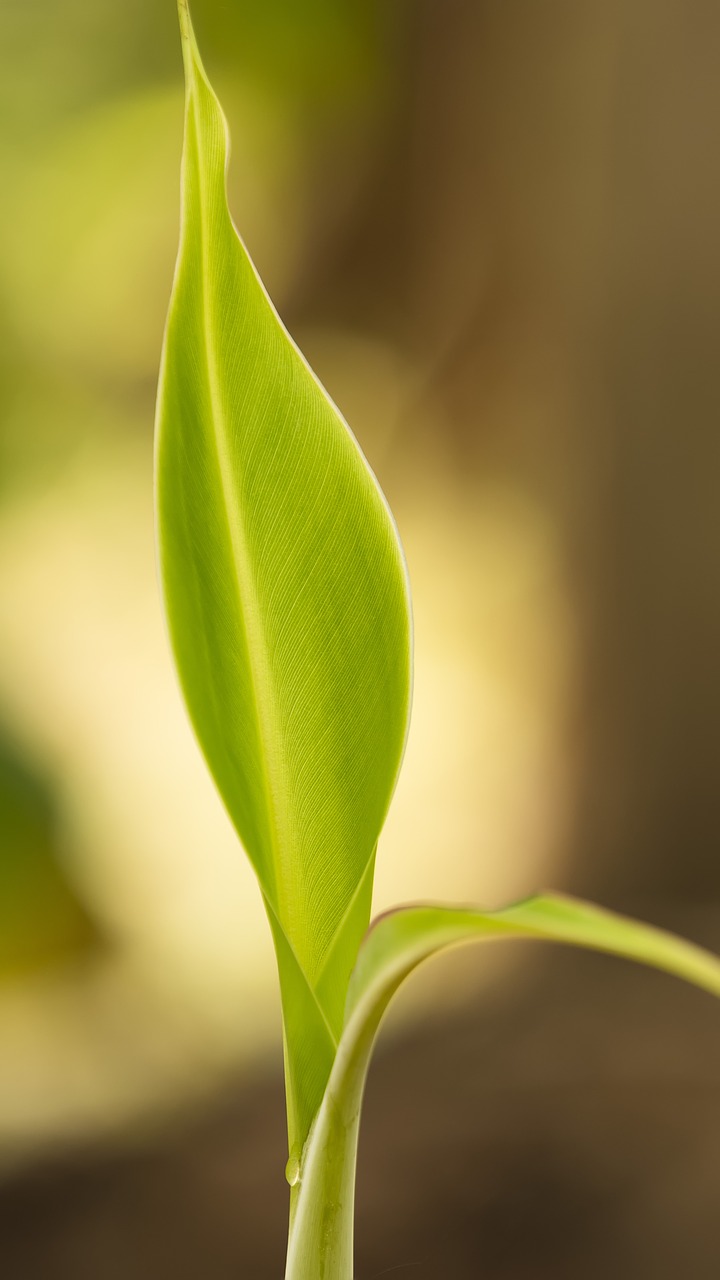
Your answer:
[1,0,719,1275]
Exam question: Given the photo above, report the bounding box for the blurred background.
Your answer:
[1,0,719,1275]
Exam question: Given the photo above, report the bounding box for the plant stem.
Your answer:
[283,1001,382,1280]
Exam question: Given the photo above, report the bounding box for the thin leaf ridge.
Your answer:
[188,77,288,910]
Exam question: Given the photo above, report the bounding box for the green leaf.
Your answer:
[155,2,412,1152]
[286,893,720,1278]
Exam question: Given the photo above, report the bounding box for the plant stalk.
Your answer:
[283,999,384,1280]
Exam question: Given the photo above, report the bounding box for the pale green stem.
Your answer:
[283,996,387,1280]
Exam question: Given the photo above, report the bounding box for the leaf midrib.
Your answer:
[185,50,367,1044]
[189,78,288,922]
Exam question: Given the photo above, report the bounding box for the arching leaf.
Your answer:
[287,893,720,1277]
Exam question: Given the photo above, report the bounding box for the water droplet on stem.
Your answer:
[285,1147,301,1187]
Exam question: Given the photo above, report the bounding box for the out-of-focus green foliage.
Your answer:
[0,727,97,977]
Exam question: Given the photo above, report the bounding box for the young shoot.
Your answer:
[155,5,720,1276]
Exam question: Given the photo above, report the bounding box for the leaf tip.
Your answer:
[177,0,200,79]
[177,0,191,44]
